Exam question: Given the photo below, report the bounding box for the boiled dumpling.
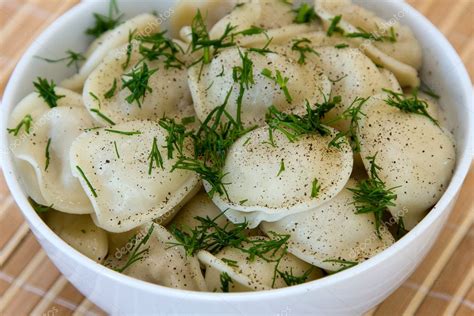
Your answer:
[261,179,395,271]
[198,236,323,292]
[208,126,353,227]
[69,120,201,232]
[61,14,160,91]
[8,88,96,214]
[83,40,193,125]
[45,210,108,262]
[358,94,455,229]
[106,223,207,291]
[189,47,331,127]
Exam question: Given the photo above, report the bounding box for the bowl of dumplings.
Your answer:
[1,0,472,314]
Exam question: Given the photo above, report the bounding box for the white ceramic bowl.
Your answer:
[1,1,473,314]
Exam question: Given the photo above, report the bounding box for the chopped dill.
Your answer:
[220,272,233,292]
[148,137,164,174]
[90,109,116,125]
[89,92,101,108]
[311,178,320,198]
[85,0,123,38]
[233,50,255,125]
[158,117,191,159]
[33,78,65,108]
[277,159,285,177]
[7,114,33,136]
[327,15,344,36]
[29,197,53,214]
[291,38,319,64]
[75,165,98,197]
[348,154,399,237]
[122,29,136,70]
[293,3,318,24]
[261,68,292,103]
[136,30,185,69]
[104,79,117,99]
[44,138,51,171]
[277,267,314,286]
[221,258,239,267]
[335,43,349,49]
[113,140,120,159]
[382,88,439,126]
[104,129,141,136]
[323,258,358,273]
[35,50,85,72]
[121,63,158,107]
[115,224,154,273]
[346,26,397,42]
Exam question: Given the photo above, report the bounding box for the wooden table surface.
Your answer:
[0,0,473,315]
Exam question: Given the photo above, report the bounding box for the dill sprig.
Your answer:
[44,138,51,171]
[158,117,192,159]
[7,114,33,136]
[346,26,397,42]
[90,108,116,125]
[335,43,349,49]
[104,79,117,99]
[328,97,368,152]
[115,224,154,273]
[85,0,123,38]
[29,197,53,214]
[311,178,320,198]
[382,88,439,126]
[323,258,358,273]
[220,272,233,292]
[277,159,285,177]
[232,50,255,125]
[75,165,98,197]
[277,267,314,286]
[104,129,141,136]
[348,154,399,237]
[113,140,120,159]
[293,3,318,24]
[265,95,341,145]
[291,38,319,64]
[261,68,292,103]
[221,258,239,267]
[148,137,164,174]
[121,63,158,108]
[122,29,136,70]
[327,15,344,36]
[35,50,85,72]
[136,31,185,69]
[33,78,65,108]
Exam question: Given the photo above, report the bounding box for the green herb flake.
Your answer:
[335,43,349,49]
[113,140,120,159]
[76,165,98,197]
[261,68,292,103]
[104,129,141,136]
[91,108,116,126]
[221,258,239,267]
[85,0,123,38]
[104,78,117,99]
[148,137,164,174]
[33,78,65,108]
[35,50,86,72]
[7,114,33,136]
[293,3,318,24]
[44,138,52,171]
[311,178,320,198]
[121,63,158,108]
[220,272,233,292]
[323,258,358,273]
[277,267,314,286]
[29,197,53,214]
[291,38,319,64]
[277,159,285,177]
[115,224,154,273]
[327,15,344,36]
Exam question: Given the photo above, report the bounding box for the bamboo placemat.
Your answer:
[0,0,473,315]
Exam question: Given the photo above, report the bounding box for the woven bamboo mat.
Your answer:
[0,0,473,315]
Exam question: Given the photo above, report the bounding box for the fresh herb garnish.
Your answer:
[220,272,233,292]
[233,50,255,125]
[148,137,164,174]
[115,224,154,273]
[327,15,344,36]
[136,31,185,69]
[33,78,65,108]
[89,92,101,108]
[85,0,123,38]
[277,159,285,177]
[91,109,115,125]
[7,114,33,136]
[418,84,440,99]
[328,97,368,152]
[323,258,358,273]
[44,138,51,171]
[121,63,158,107]
[122,29,136,70]
[396,216,408,240]
[76,165,98,197]
[348,154,399,237]
[158,117,191,159]
[29,197,53,214]
[346,26,397,42]
[382,88,439,126]
[113,140,120,159]
[181,116,196,125]
[35,50,85,72]
[104,79,117,99]
[311,178,320,198]
[221,258,239,267]
[293,3,318,24]
[261,68,292,103]
[291,38,319,64]
[328,74,348,83]
[335,43,349,49]
[277,267,314,286]
[104,129,141,136]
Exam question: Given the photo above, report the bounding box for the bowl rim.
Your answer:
[0,0,473,302]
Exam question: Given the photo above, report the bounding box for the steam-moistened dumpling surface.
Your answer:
[8,88,96,214]
[69,120,200,232]
[209,126,353,227]
[45,211,108,262]
[358,94,455,229]
[189,48,331,127]
[198,237,323,292]
[83,41,193,125]
[61,14,160,91]
[261,179,395,271]
[107,223,208,291]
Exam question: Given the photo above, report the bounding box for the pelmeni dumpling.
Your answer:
[45,211,108,262]
[208,126,353,227]
[358,94,455,229]
[189,47,331,127]
[261,179,394,271]
[83,41,193,126]
[61,14,160,92]
[314,0,420,87]
[198,237,323,292]
[106,223,208,291]
[8,88,96,214]
[69,120,201,232]
[315,0,422,69]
